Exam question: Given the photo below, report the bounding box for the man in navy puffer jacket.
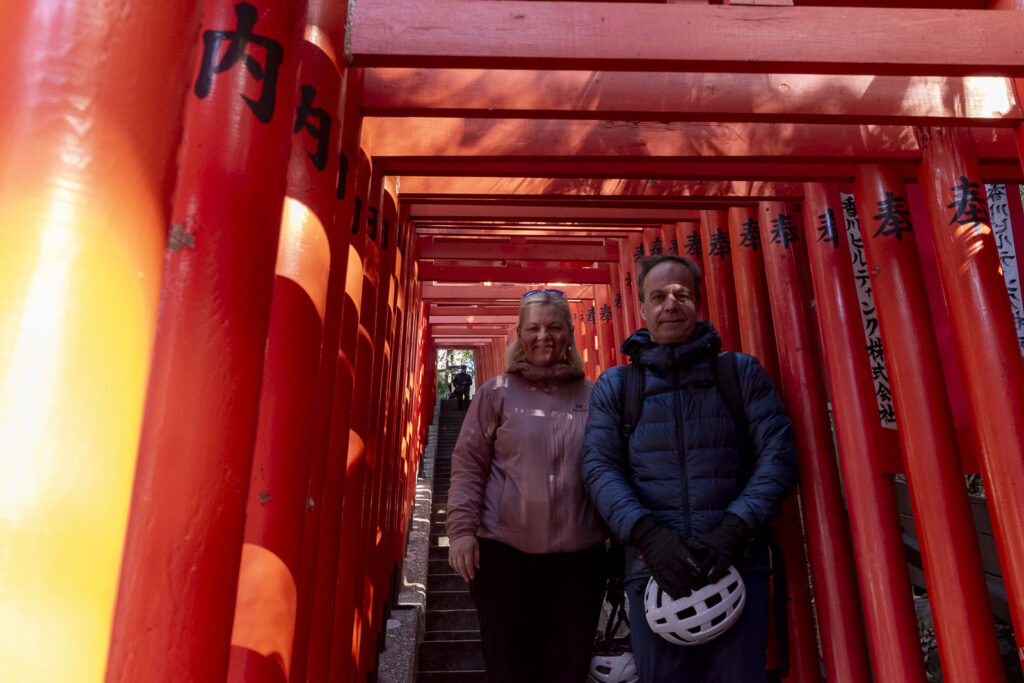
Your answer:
[583,254,799,682]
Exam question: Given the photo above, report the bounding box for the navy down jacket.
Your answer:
[582,322,799,582]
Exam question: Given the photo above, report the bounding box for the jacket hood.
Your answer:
[620,321,722,371]
[507,361,585,383]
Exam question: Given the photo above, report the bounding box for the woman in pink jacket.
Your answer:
[447,289,609,683]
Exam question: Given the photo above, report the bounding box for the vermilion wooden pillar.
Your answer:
[607,262,628,360]
[595,284,619,370]
[802,183,926,683]
[699,209,741,350]
[290,34,363,683]
[300,147,372,682]
[615,239,639,336]
[916,127,1024,663]
[853,164,1005,683]
[0,3,199,680]
[726,208,818,682]
[107,1,306,680]
[643,226,665,256]
[662,223,679,255]
[759,200,872,683]
[727,207,780,379]
[676,221,704,276]
[328,164,385,683]
[357,184,401,680]
[226,8,352,677]
[626,232,646,329]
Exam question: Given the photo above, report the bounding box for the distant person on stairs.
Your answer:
[451,365,473,410]
[446,289,609,683]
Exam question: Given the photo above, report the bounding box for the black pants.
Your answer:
[469,538,607,683]
[455,390,469,410]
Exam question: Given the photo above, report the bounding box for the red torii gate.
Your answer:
[5,1,1024,682]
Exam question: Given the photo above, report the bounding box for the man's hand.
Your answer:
[630,516,703,600]
[448,536,480,582]
[691,513,751,583]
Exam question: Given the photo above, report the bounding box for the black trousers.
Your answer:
[455,390,469,410]
[469,538,607,683]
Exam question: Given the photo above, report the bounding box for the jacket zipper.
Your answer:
[672,366,690,535]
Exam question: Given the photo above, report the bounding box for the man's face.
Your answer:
[640,261,700,345]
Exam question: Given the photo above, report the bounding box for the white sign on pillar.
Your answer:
[840,192,897,429]
[987,184,1024,357]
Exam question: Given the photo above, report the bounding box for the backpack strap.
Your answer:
[620,360,645,439]
[711,351,754,462]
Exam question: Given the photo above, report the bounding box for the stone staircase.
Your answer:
[417,399,487,682]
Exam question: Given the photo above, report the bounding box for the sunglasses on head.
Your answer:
[521,288,566,299]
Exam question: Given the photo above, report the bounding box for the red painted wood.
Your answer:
[300,149,372,683]
[417,263,611,284]
[422,283,596,300]
[348,0,1024,75]
[289,27,362,683]
[727,207,780,379]
[675,221,705,281]
[399,175,804,201]
[724,209,819,680]
[409,203,698,223]
[387,157,1024,184]
[759,200,873,683]
[417,237,619,261]
[107,1,306,680]
[853,164,1005,683]
[365,117,1020,163]
[364,68,1021,126]
[916,126,1024,667]
[625,233,646,330]
[227,22,349,681]
[801,183,926,683]
[698,210,741,350]
[0,1,199,677]
[326,164,385,682]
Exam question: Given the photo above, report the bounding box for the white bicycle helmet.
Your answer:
[589,595,639,683]
[643,565,746,646]
[588,652,638,683]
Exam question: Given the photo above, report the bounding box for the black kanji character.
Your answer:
[633,245,645,262]
[294,84,331,171]
[587,307,596,324]
[600,304,613,322]
[350,196,363,235]
[872,192,913,241]
[650,237,663,255]
[684,232,703,257]
[336,150,349,201]
[195,2,285,124]
[947,176,989,226]
[614,293,622,309]
[770,214,799,250]
[367,206,378,241]
[708,229,730,259]
[738,218,760,251]
[841,195,858,219]
[816,208,839,248]
[669,238,679,255]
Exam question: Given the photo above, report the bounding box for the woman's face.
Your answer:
[517,304,571,367]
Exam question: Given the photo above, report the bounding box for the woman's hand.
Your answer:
[448,536,480,582]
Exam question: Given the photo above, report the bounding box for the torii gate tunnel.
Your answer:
[5,0,1024,681]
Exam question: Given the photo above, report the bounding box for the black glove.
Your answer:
[691,513,751,583]
[630,515,703,600]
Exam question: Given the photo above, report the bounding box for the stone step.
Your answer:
[429,574,471,591]
[427,590,474,611]
[422,629,480,642]
[429,559,457,576]
[426,609,479,632]
[417,670,487,682]
[428,546,449,561]
[418,640,485,673]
